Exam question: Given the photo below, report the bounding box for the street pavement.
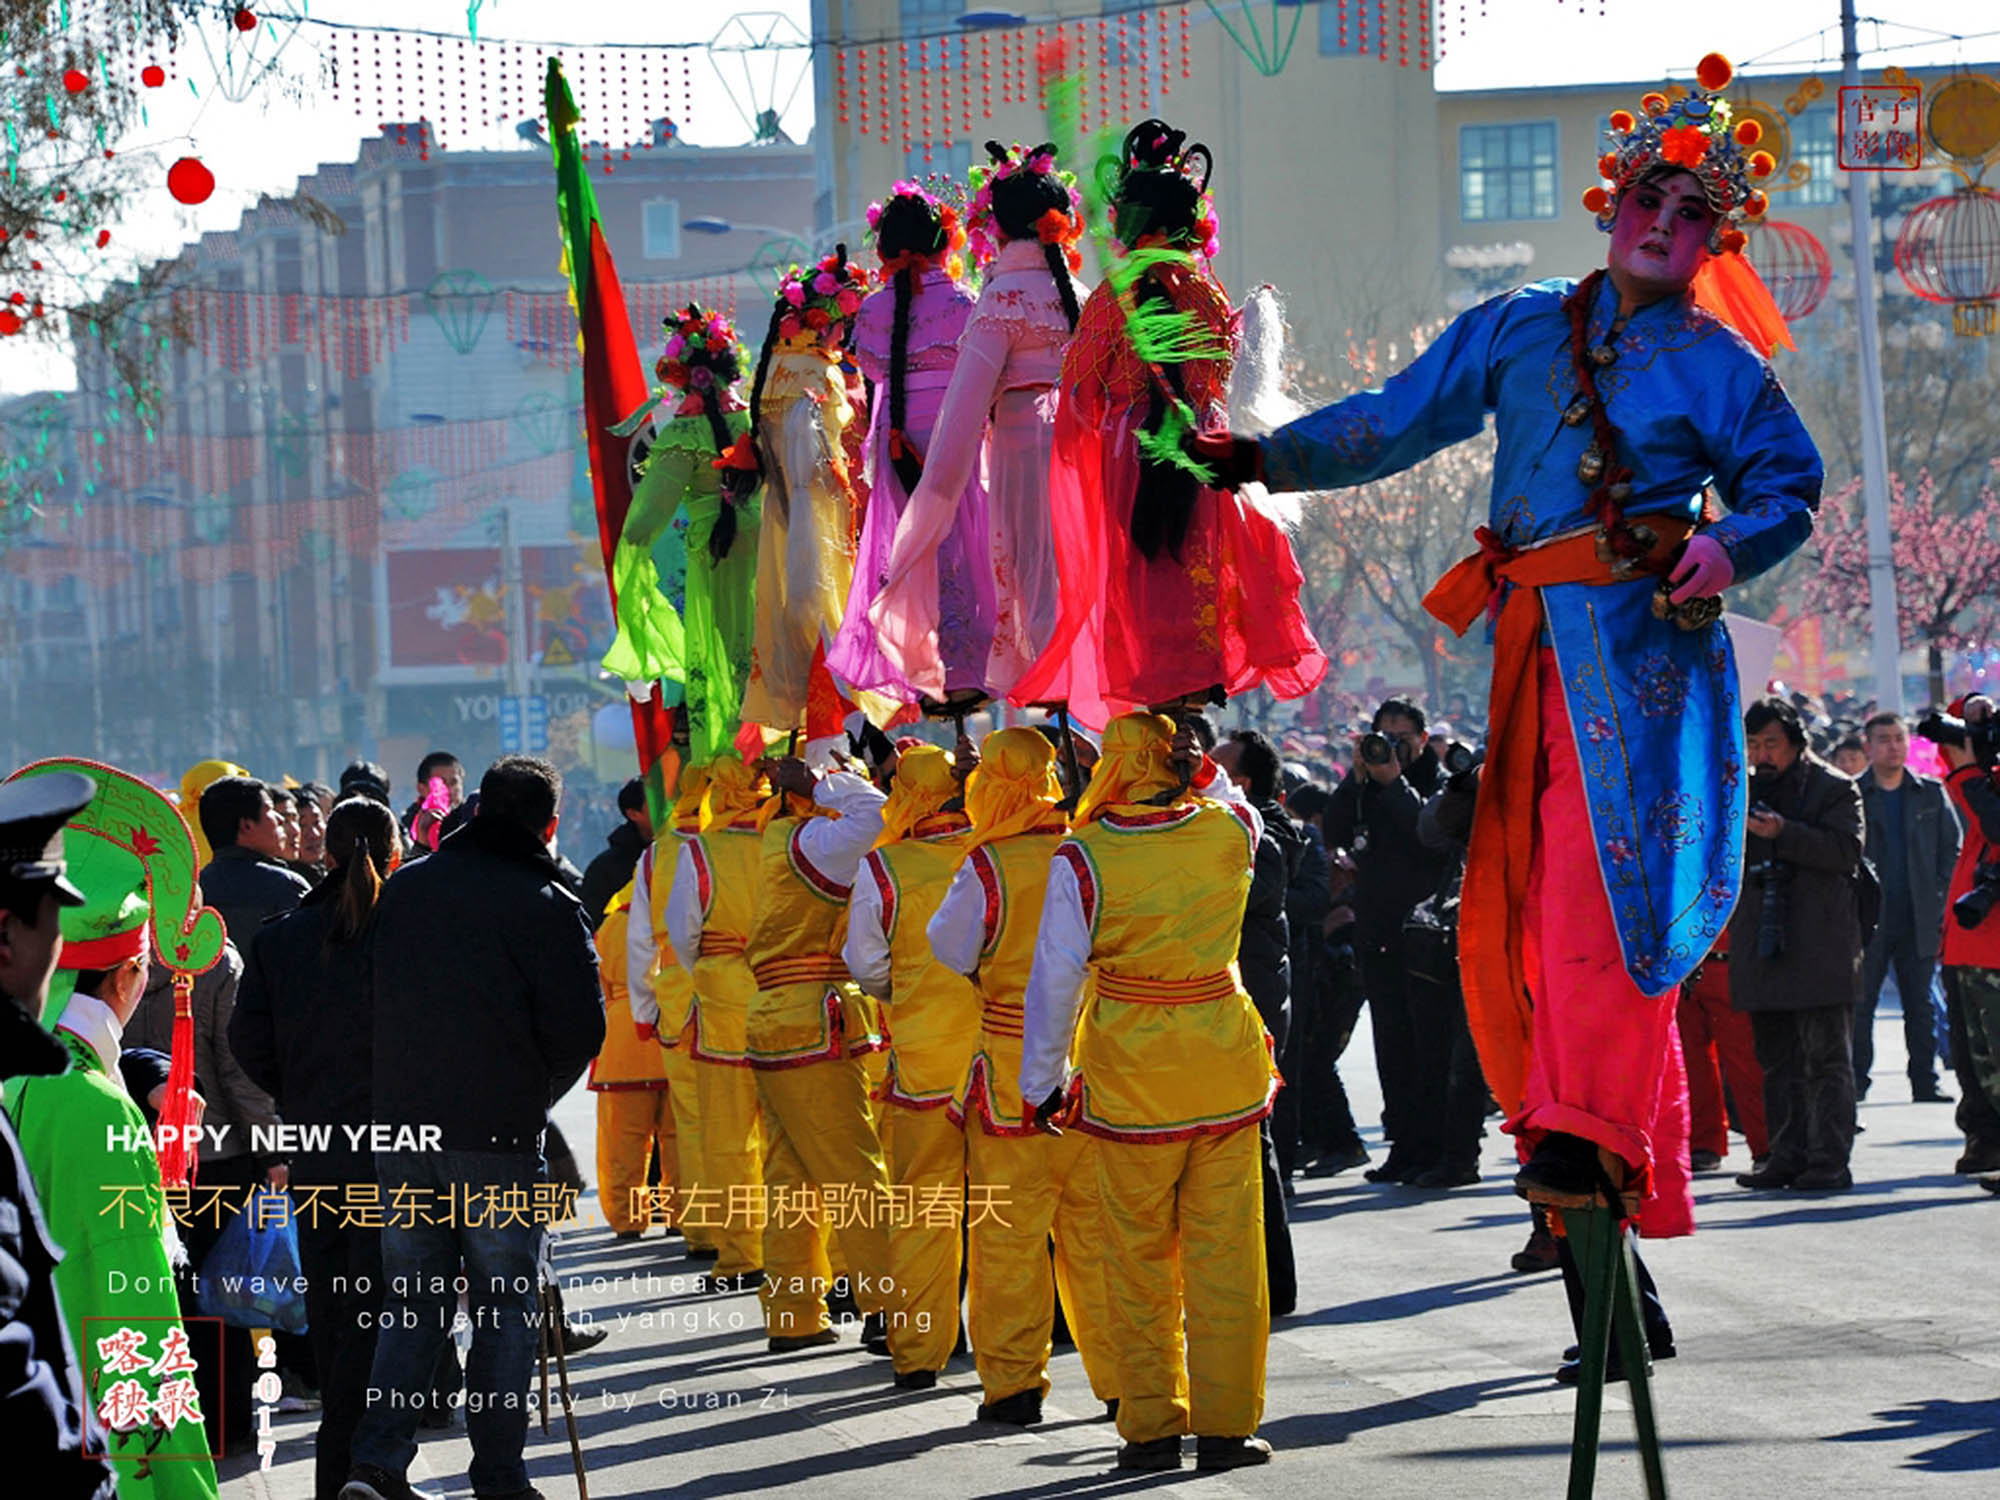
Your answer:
[222,1007,2000,1498]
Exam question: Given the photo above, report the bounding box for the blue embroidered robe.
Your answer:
[1261,276,1822,993]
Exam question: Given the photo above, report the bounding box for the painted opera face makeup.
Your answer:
[1608,170,1716,301]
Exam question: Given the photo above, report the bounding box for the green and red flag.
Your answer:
[545,57,679,823]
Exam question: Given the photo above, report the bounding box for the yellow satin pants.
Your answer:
[594,1088,675,1236]
[883,1105,965,1374]
[755,1053,896,1339]
[691,1053,766,1276]
[659,1028,713,1253]
[1096,1124,1267,1445]
[964,1125,1119,1406]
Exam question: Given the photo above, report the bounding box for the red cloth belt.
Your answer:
[1422,519,1691,1117]
[1094,969,1237,1006]
[752,954,848,988]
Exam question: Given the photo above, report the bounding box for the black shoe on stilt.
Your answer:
[893,1369,936,1390]
[861,1312,892,1356]
[1513,1132,1608,1209]
[768,1328,841,1354]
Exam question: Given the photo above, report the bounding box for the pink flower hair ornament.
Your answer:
[965,141,1085,267]
[773,247,872,343]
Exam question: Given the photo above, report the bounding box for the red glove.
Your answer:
[634,1020,658,1044]
[1668,534,1734,603]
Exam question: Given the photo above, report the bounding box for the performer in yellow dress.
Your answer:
[1019,714,1277,1472]
[739,250,873,730]
[842,745,978,1388]
[663,754,772,1287]
[928,727,1120,1425]
[742,755,897,1350]
[629,766,715,1255]
[588,881,677,1239]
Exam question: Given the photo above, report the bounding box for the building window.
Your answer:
[643,199,681,260]
[1460,121,1558,222]
[1791,108,1838,207]
[1320,0,1370,57]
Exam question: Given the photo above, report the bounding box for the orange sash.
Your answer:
[1422,520,1690,1116]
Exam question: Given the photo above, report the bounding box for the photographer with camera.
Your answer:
[1729,698,1864,1193]
[1925,695,2000,1184]
[1324,698,1448,1185]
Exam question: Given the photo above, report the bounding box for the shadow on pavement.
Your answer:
[1829,1397,2000,1472]
[1285,1270,1543,1327]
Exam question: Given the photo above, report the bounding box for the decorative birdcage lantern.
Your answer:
[1745,220,1831,322]
[1894,186,2000,336]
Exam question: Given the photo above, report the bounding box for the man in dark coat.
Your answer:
[1730,698,1865,1193]
[1854,712,1962,1103]
[195,776,311,944]
[1214,730,1299,1317]
[343,755,604,1500]
[579,776,652,930]
[1324,699,1448,1184]
[0,771,116,1498]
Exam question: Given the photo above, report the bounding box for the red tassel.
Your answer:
[159,972,198,1187]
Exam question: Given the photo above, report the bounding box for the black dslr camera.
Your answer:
[1955,856,2000,932]
[1916,703,2000,771]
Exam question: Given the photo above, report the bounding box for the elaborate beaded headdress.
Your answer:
[654,304,745,413]
[775,247,871,342]
[1583,53,1775,253]
[1099,120,1220,261]
[866,178,967,277]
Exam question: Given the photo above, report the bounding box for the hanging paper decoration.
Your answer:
[167,156,215,204]
[425,269,496,353]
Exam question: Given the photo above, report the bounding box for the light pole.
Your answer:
[1841,0,1904,712]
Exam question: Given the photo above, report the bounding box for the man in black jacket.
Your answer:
[1213,729,1299,1317]
[1325,699,1448,1185]
[197,775,312,944]
[342,756,605,1500]
[0,771,116,1498]
[579,776,652,930]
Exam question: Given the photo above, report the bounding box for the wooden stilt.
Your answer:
[1562,1204,1668,1499]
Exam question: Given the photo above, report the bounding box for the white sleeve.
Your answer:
[665,843,704,974]
[927,858,987,977]
[1192,756,1264,846]
[627,852,659,1027]
[795,771,889,885]
[1018,852,1092,1110]
[842,858,893,999]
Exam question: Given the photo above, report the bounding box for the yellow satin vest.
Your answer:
[589,887,668,1090]
[687,822,763,1064]
[950,825,1072,1136]
[862,815,979,1108]
[1066,802,1277,1141]
[744,815,883,1067]
[646,837,697,1039]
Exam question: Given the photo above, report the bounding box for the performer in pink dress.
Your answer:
[1010,121,1325,727]
[828,183,996,704]
[869,143,1088,702]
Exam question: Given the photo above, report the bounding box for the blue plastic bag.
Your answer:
[196,1187,309,1334]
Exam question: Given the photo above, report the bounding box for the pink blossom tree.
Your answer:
[1800,467,2000,705]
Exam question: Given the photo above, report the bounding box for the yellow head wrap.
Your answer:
[699,753,770,833]
[1073,713,1180,826]
[180,757,249,867]
[873,744,961,848]
[672,764,712,835]
[965,729,1066,851]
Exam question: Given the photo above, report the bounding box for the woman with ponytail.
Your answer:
[227,794,401,1500]
[600,305,764,764]
[827,183,996,705]
[738,247,877,731]
[1010,120,1325,728]
[869,142,1088,701]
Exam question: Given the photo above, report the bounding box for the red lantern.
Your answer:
[233,7,258,31]
[1744,220,1831,323]
[168,156,216,204]
[0,311,20,335]
[1895,186,2000,336]
[62,68,89,93]
[141,64,165,87]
